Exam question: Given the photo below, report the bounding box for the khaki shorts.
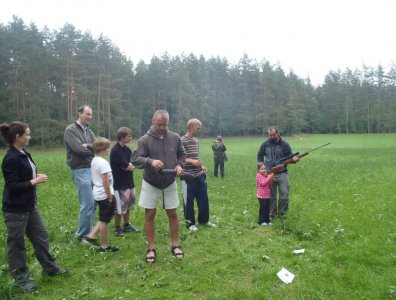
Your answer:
[139,179,179,209]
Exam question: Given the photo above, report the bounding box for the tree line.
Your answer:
[1,17,396,147]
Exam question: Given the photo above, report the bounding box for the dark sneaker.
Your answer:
[81,237,100,249]
[114,227,124,237]
[16,280,37,293]
[43,268,70,276]
[123,224,140,233]
[99,244,120,253]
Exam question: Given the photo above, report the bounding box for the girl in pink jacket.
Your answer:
[256,162,274,226]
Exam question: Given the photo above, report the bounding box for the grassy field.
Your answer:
[0,134,395,299]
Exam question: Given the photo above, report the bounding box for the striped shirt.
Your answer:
[181,135,204,177]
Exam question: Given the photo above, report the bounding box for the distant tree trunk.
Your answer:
[97,71,102,134]
[345,90,349,134]
[262,80,269,134]
[177,87,182,134]
[107,78,111,140]
[219,110,222,136]
[138,104,143,135]
[66,61,74,122]
[367,100,371,133]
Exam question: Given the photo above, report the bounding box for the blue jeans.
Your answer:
[72,168,96,238]
[182,174,209,227]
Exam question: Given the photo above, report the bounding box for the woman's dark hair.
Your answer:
[0,122,28,145]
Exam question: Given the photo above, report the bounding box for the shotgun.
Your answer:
[270,142,331,174]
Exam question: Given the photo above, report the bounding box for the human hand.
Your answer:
[202,166,208,174]
[151,160,164,169]
[190,159,202,168]
[175,165,184,177]
[127,163,135,171]
[293,156,300,162]
[32,174,48,185]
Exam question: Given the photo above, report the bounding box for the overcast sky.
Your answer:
[1,0,394,85]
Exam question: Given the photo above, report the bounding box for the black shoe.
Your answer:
[43,268,70,276]
[99,244,120,253]
[82,237,100,249]
[114,227,125,237]
[123,223,140,233]
[16,280,37,293]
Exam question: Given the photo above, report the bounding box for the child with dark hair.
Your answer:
[110,127,139,237]
[82,137,119,252]
[256,162,274,226]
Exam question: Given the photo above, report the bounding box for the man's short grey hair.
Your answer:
[152,110,169,121]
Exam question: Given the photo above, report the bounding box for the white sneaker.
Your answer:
[268,222,272,226]
[204,222,217,228]
[260,222,268,226]
[189,225,198,232]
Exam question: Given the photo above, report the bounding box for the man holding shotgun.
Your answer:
[131,110,185,263]
[257,126,299,218]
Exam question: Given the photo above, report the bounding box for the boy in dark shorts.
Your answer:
[82,137,119,252]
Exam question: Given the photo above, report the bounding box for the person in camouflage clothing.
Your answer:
[211,136,227,177]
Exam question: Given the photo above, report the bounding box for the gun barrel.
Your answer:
[307,142,331,153]
[158,169,177,176]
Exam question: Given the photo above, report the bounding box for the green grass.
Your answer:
[0,134,396,299]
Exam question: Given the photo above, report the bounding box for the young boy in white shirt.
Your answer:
[82,137,119,252]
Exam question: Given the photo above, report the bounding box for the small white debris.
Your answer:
[293,249,305,254]
[277,267,295,284]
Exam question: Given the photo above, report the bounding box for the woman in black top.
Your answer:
[1,122,68,293]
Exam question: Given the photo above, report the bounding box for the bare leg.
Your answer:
[145,209,156,249]
[99,222,109,248]
[114,215,122,227]
[166,209,183,255]
[123,210,130,225]
[145,209,156,262]
[86,222,100,239]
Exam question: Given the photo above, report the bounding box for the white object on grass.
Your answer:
[293,249,305,254]
[277,267,295,284]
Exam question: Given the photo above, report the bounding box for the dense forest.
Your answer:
[1,17,396,147]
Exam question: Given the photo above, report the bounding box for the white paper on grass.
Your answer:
[293,249,305,254]
[277,267,295,284]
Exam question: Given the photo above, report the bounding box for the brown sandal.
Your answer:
[171,245,184,258]
[146,248,156,263]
